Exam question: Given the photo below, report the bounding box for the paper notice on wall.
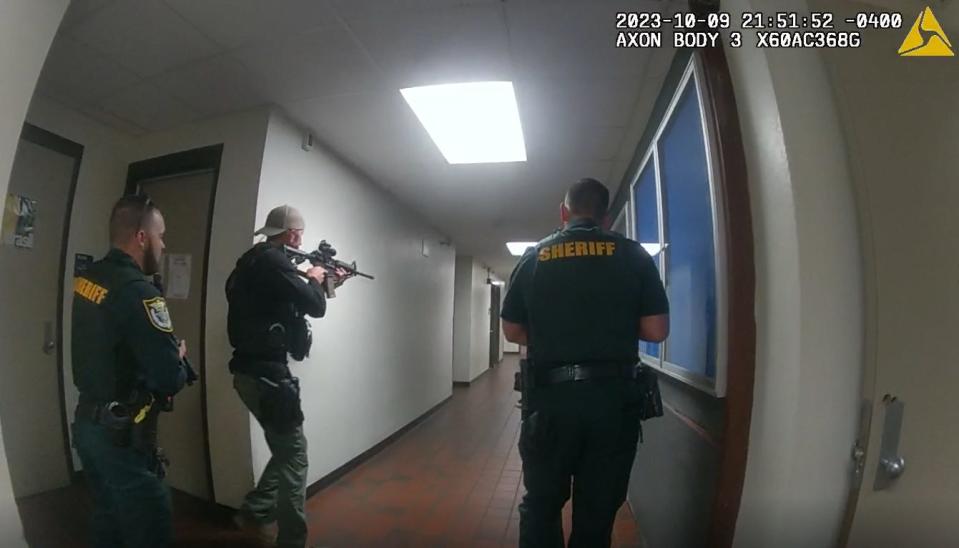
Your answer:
[2,194,38,249]
[165,254,191,300]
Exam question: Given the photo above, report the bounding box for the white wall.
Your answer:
[452,255,474,382]
[254,110,455,484]
[0,1,69,546]
[469,260,491,380]
[129,107,271,507]
[452,256,501,383]
[724,1,864,547]
[24,96,134,468]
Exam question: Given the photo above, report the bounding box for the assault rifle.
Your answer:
[284,240,374,297]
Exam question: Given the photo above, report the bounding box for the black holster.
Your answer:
[258,375,304,433]
[515,359,536,420]
[635,366,664,420]
[97,402,133,447]
[288,315,312,362]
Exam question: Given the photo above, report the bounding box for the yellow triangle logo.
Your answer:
[898,7,954,57]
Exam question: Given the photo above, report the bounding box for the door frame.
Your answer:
[125,144,223,501]
[16,123,85,480]
[488,283,501,368]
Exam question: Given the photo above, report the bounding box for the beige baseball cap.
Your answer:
[254,205,305,237]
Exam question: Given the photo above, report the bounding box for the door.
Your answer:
[0,125,80,496]
[489,283,501,367]
[825,9,959,546]
[136,171,215,500]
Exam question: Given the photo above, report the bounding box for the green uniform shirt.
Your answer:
[501,218,669,365]
[72,248,186,403]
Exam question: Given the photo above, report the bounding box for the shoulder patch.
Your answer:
[142,296,174,332]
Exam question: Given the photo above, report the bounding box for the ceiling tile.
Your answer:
[396,0,500,9]
[78,107,149,136]
[329,0,498,20]
[155,55,266,117]
[328,0,401,20]
[97,82,197,131]
[163,0,341,49]
[346,4,512,87]
[37,34,141,105]
[232,26,386,102]
[524,125,626,163]
[507,2,654,79]
[515,77,644,130]
[69,0,223,78]
[58,0,116,29]
[283,91,441,170]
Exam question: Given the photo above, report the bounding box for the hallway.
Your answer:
[303,354,639,548]
[18,355,640,548]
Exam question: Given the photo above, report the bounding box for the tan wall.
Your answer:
[0,1,70,546]
[725,1,864,546]
[815,1,959,543]
[25,96,134,469]
[128,107,271,507]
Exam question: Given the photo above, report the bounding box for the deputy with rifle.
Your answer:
[225,204,357,548]
[71,194,194,548]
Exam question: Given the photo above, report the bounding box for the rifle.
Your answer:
[284,241,374,298]
[151,274,199,412]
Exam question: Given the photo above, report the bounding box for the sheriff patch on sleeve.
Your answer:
[142,297,174,333]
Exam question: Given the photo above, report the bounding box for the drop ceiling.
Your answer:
[39,0,681,276]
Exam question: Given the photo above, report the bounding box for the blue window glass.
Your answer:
[632,159,662,359]
[659,81,717,379]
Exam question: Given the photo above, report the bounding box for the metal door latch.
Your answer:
[873,395,906,490]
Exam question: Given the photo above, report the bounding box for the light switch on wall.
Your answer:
[422,239,430,257]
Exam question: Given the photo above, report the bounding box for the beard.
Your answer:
[143,241,162,275]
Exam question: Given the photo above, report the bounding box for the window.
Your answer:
[627,55,727,396]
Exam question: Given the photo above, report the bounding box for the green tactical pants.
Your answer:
[234,373,309,548]
[518,378,642,548]
[73,416,171,548]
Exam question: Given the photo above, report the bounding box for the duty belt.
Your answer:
[537,362,639,387]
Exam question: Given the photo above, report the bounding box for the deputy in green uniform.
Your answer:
[501,178,670,548]
[71,194,190,548]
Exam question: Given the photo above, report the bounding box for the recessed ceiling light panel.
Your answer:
[506,241,537,256]
[400,82,527,164]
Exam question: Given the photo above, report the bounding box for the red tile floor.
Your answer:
[305,355,640,548]
[18,355,641,547]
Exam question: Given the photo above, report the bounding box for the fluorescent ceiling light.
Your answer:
[506,242,537,256]
[400,82,527,164]
[640,242,663,256]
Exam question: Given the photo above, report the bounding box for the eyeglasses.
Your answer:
[129,193,154,230]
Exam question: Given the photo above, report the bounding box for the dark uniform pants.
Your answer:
[234,372,309,548]
[72,417,171,548]
[519,379,641,548]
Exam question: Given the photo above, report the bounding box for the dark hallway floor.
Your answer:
[18,355,641,547]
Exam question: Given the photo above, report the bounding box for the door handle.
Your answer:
[873,395,905,490]
[43,321,55,355]
[879,456,906,479]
